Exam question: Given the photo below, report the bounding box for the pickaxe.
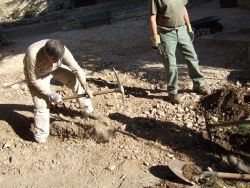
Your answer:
[62,67,125,108]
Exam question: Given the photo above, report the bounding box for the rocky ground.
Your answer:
[0,1,250,187]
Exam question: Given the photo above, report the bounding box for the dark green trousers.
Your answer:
[160,25,204,94]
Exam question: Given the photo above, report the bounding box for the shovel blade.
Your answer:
[168,159,194,185]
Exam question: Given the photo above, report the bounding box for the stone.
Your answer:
[185,121,193,128]
[2,142,11,149]
[106,165,116,171]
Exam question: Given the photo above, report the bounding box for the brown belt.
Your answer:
[158,25,185,32]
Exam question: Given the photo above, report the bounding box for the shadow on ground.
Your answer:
[88,77,167,100]
[0,104,34,141]
[109,112,237,178]
[0,103,106,143]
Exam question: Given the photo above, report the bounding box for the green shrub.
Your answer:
[238,123,250,134]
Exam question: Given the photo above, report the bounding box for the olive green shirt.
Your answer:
[150,0,188,28]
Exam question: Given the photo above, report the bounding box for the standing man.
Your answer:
[24,39,101,143]
[149,0,208,104]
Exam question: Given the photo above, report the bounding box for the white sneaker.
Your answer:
[34,137,47,144]
[79,98,94,112]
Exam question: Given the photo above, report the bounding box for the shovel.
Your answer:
[194,170,250,182]
[168,159,250,185]
[168,159,195,185]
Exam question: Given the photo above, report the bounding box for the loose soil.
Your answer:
[201,85,250,158]
[0,1,250,188]
[182,163,201,182]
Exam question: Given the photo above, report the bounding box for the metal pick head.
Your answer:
[112,67,125,110]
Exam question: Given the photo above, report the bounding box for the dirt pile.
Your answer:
[201,85,250,157]
[48,83,119,144]
[182,163,201,182]
[50,114,116,144]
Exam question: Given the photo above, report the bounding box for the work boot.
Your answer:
[193,86,209,95]
[30,123,47,144]
[168,93,182,104]
[34,137,47,144]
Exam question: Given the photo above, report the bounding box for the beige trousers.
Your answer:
[28,66,94,142]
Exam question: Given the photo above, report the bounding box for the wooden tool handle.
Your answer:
[92,88,119,96]
[217,172,250,180]
[62,93,85,100]
[63,88,120,100]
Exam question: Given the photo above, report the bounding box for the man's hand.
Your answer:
[85,89,93,98]
[150,35,164,55]
[188,30,194,42]
[82,83,93,98]
[49,92,63,104]
[150,34,161,49]
[187,24,194,42]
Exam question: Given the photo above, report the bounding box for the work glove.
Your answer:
[85,88,93,98]
[49,92,63,104]
[150,34,161,49]
[82,83,94,98]
[187,24,194,42]
[150,35,164,55]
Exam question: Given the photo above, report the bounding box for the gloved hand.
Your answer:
[150,35,164,55]
[188,31,194,42]
[49,92,63,104]
[85,88,93,98]
[150,34,161,50]
[82,83,93,98]
[187,24,194,42]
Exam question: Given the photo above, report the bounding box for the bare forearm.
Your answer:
[184,7,192,31]
[184,7,190,25]
[149,15,158,36]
